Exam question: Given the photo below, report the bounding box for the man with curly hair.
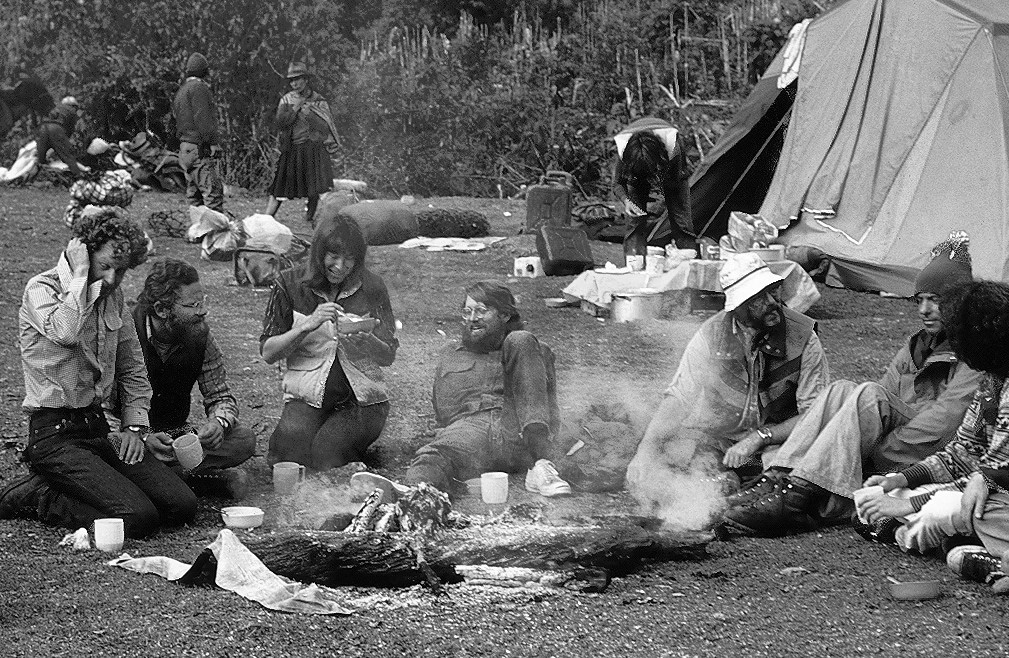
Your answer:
[0,209,196,538]
[859,280,1009,591]
[112,258,255,499]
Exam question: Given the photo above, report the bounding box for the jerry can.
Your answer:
[525,170,573,232]
[535,225,594,276]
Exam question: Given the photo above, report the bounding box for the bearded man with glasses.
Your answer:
[109,258,255,499]
[353,281,571,501]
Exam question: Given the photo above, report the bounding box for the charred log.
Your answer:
[243,518,711,589]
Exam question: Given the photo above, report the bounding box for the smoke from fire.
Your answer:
[558,370,730,532]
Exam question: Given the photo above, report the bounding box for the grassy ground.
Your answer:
[1,185,1005,657]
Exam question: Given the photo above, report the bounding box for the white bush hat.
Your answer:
[719,252,785,311]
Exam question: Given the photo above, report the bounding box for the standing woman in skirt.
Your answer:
[264,62,340,226]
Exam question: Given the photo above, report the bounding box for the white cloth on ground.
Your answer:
[109,529,361,615]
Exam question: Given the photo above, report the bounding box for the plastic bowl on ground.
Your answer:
[221,506,265,529]
[888,578,940,601]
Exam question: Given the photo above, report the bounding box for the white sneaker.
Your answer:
[525,459,572,497]
[350,472,409,504]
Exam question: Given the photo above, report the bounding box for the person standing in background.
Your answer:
[263,62,339,227]
[173,52,224,212]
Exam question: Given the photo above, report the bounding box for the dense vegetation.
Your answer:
[2,0,832,196]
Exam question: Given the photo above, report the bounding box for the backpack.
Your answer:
[233,248,292,287]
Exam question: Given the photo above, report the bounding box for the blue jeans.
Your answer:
[26,407,197,538]
[268,400,389,471]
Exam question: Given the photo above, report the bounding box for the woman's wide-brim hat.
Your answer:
[286,62,310,79]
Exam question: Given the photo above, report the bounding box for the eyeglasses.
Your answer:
[461,305,493,320]
[177,295,209,310]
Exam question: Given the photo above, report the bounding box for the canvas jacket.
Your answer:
[870,330,981,471]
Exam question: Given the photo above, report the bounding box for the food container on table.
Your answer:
[749,245,786,263]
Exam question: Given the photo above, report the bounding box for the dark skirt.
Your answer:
[267,140,333,199]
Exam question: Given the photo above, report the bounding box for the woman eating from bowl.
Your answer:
[260,208,398,470]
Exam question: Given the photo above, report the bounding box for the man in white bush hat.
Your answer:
[626,252,829,512]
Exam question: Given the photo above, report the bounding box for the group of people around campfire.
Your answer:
[1,201,570,540]
[6,60,1009,595]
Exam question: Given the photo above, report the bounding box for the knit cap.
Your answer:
[186,52,209,77]
[914,231,972,295]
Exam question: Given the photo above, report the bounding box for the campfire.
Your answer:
[243,483,713,594]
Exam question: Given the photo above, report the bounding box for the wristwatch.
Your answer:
[126,425,146,434]
[215,417,230,431]
[756,426,774,444]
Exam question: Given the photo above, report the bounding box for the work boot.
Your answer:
[724,471,784,509]
[721,476,821,537]
[525,459,572,497]
[947,545,1007,587]
[0,473,46,520]
[186,469,249,500]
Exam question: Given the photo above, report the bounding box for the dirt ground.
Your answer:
[1,185,1007,657]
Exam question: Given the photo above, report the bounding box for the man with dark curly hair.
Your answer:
[1,209,197,538]
[858,280,1009,591]
[110,258,255,499]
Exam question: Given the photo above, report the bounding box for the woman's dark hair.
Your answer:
[72,207,148,269]
[466,281,524,332]
[942,280,1009,377]
[620,131,669,181]
[138,258,199,309]
[304,207,367,289]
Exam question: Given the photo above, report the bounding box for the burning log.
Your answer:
[243,515,711,590]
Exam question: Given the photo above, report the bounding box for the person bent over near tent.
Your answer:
[626,252,829,512]
[613,117,694,259]
[0,211,196,537]
[856,280,1009,594]
[32,96,87,179]
[352,282,571,502]
[107,259,255,499]
[720,233,980,536]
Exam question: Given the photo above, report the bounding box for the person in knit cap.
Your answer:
[721,231,981,537]
[860,278,1009,595]
[172,52,224,212]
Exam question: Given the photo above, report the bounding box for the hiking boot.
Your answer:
[947,545,1007,586]
[0,473,46,520]
[350,472,409,504]
[525,459,572,497]
[725,472,783,509]
[187,469,249,500]
[852,515,901,545]
[721,477,820,537]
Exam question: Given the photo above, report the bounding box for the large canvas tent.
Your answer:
[690,0,1009,294]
